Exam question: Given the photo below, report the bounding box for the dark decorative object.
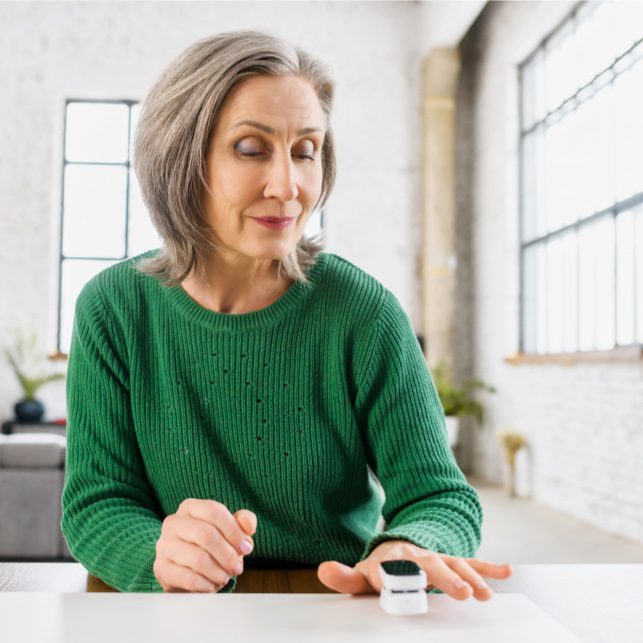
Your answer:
[14,399,46,423]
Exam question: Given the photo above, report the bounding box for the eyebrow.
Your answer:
[229,119,323,136]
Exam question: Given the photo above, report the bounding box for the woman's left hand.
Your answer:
[317,540,513,600]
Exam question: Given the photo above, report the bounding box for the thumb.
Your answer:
[317,560,373,595]
[234,509,257,536]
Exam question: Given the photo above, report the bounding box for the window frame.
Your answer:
[516,3,643,361]
[55,97,139,357]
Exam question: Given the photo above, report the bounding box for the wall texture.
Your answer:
[0,1,424,419]
[458,1,643,545]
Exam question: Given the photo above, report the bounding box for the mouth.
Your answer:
[251,216,296,230]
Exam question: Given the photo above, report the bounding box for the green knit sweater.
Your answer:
[61,249,482,593]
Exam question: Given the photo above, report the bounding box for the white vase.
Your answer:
[444,416,459,447]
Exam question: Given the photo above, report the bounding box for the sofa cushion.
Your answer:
[0,433,67,468]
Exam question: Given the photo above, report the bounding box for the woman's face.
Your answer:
[201,74,326,263]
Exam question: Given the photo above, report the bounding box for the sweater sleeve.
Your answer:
[60,278,237,593]
[354,289,483,563]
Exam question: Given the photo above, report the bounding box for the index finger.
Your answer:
[180,499,253,556]
[463,559,513,578]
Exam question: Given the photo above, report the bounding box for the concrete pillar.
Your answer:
[421,48,461,383]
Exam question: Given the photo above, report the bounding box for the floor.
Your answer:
[468,476,643,564]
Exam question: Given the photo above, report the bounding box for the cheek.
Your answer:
[210,161,263,210]
[301,165,324,204]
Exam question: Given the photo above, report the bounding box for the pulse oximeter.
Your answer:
[378,559,428,615]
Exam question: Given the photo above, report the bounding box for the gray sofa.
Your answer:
[0,432,72,560]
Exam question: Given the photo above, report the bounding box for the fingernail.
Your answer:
[239,539,253,555]
[477,581,490,591]
[233,562,243,575]
[454,578,470,590]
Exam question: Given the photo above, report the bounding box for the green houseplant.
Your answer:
[431,358,496,446]
[3,327,65,423]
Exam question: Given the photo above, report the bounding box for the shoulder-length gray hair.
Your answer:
[132,30,336,288]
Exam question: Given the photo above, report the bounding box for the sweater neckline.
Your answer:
[160,252,329,332]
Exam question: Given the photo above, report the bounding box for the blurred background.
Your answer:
[0,0,642,565]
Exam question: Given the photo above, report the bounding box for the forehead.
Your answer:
[218,75,325,129]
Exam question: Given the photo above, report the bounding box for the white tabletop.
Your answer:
[0,591,579,643]
[1,563,641,642]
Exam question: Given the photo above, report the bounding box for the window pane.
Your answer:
[127,168,162,256]
[65,102,129,163]
[594,215,616,350]
[546,236,564,352]
[616,209,636,345]
[612,2,643,57]
[62,165,127,258]
[60,259,116,355]
[578,215,615,350]
[573,2,618,92]
[636,207,643,343]
[545,232,577,353]
[544,114,579,233]
[544,19,576,113]
[521,128,546,242]
[613,59,643,202]
[130,103,141,161]
[521,49,546,131]
[572,85,615,220]
[523,243,547,353]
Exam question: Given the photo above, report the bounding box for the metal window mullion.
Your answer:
[124,105,133,258]
[56,100,70,353]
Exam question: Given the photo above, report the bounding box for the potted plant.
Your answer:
[495,430,528,497]
[3,327,66,423]
[432,358,496,447]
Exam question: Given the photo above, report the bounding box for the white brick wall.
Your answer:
[460,1,643,545]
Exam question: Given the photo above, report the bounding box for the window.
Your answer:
[519,1,643,354]
[56,99,161,355]
[56,99,326,356]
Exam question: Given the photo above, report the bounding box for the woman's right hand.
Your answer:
[154,498,257,593]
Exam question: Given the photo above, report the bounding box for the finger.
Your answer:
[317,561,373,595]
[464,559,513,578]
[422,554,474,600]
[162,564,216,592]
[164,540,230,591]
[174,514,245,577]
[234,509,257,536]
[181,499,254,556]
[448,557,494,601]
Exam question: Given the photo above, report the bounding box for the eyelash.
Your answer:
[234,144,316,162]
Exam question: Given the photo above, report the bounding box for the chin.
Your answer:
[250,239,300,261]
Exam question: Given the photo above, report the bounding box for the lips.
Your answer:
[252,217,295,223]
[251,216,295,230]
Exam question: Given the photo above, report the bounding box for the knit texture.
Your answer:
[61,249,482,593]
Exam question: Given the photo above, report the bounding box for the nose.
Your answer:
[263,153,299,202]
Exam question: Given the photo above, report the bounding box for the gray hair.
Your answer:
[132,30,336,288]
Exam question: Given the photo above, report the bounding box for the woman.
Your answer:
[61,30,512,597]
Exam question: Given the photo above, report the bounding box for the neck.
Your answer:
[182,249,290,314]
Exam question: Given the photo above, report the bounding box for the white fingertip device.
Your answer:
[378,560,428,615]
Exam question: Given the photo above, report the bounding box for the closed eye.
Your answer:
[235,148,316,162]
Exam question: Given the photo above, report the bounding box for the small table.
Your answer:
[1,419,67,437]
